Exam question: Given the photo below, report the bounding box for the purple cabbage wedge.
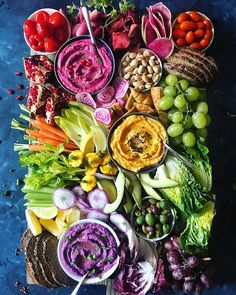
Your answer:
[141,2,174,59]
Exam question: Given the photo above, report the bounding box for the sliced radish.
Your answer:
[53,188,75,210]
[148,37,174,60]
[87,210,108,221]
[87,189,109,210]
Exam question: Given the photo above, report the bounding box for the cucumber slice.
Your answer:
[98,179,117,203]
[140,173,179,188]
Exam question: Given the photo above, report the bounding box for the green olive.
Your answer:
[142,225,148,234]
[162,209,170,215]
[148,198,157,204]
[155,223,162,230]
[159,214,168,224]
[136,215,145,225]
[146,232,153,239]
[135,210,141,216]
[160,200,170,209]
[147,207,152,214]
[145,213,156,226]
[155,228,163,237]
[163,224,170,234]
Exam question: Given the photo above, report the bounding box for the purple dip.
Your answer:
[56,38,113,94]
[60,222,118,278]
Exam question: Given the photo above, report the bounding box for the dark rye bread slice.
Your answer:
[43,234,75,287]
[164,63,202,86]
[25,232,56,288]
[21,229,39,285]
[34,231,59,288]
[167,53,210,84]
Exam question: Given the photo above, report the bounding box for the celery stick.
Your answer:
[24,193,52,200]
[22,186,55,194]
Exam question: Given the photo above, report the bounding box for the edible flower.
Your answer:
[85,152,103,168]
[81,175,97,192]
[68,150,84,167]
[100,162,118,175]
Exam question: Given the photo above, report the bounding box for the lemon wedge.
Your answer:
[90,126,107,152]
[55,209,69,228]
[25,209,42,236]
[66,207,81,226]
[80,133,95,154]
[32,207,58,220]
[39,219,60,237]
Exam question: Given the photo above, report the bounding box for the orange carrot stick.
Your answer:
[29,144,73,153]
[30,119,70,140]
[37,138,78,150]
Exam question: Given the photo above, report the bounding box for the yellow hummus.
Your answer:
[110,115,167,172]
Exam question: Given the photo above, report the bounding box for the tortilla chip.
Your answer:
[126,106,137,114]
[158,111,169,128]
[151,87,163,111]
[112,102,124,117]
[130,88,152,104]
[125,94,135,110]
[134,102,155,114]
[122,91,130,102]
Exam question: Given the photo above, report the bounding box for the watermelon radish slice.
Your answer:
[148,38,174,60]
[87,188,109,210]
[53,188,75,210]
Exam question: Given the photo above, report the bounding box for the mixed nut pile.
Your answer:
[120,49,162,91]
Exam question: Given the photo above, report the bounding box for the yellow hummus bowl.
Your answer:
[107,113,169,174]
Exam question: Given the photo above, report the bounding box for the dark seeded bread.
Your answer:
[43,234,75,287]
[34,231,59,288]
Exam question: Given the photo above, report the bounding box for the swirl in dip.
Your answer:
[59,222,118,278]
[56,38,113,94]
[110,115,167,172]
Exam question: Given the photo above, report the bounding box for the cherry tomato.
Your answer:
[200,37,210,48]
[23,19,37,35]
[196,21,205,29]
[177,12,189,23]
[203,19,212,30]
[44,38,60,52]
[194,29,205,38]
[190,42,202,49]
[204,29,212,40]
[185,31,195,44]
[28,34,44,51]
[188,11,202,22]
[36,21,54,38]
[35,10,50,23]
[54,27,68,43]
[176,38,188,47]
[173,24,181,31]
[173,29,186,39]
[49,12,67,28]
[180,21,196,31]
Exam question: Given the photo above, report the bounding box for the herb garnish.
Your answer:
[89,268,96,275]
[105,256,111,262]
[87,253,97,260]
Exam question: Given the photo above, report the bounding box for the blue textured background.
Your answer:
[0,0,236,294]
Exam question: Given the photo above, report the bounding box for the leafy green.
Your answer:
[119,0,135,12]
[19,145,83,190]
[86,0,113,13]
[159,155,212,214]
[184,139,212,191]
[180,201,215,255]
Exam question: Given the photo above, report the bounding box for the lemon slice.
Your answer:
[25,209,42,236]
[32,207,58,220]
[90,126,107,152]
[39,219,60,237]
[66,207,81,226]
[80,133,95,154]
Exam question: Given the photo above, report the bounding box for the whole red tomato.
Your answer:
[44,38,60,52]
[49,12,67,28]
[54,27,68,43]
[28,34,44,51]
[36,21,54,38]
[35,11,50,23]
[23,19,37,35]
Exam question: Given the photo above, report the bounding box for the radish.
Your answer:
[148,37,174,60]
[53,188,75,210]
[87,210,108,221]
[87,189,109,210]
[72,186,86,200]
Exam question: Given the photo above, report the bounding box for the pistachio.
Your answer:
[130,59,138,67]
[147,73,153,79]
[124,66,133,73]
[141,59,148,67]
[142,75,149,83]
[125,56,131,63]
[147,65,154,74]
[143,50,151,57]
[153,73,160,83]
[145,83,152,89]
[149,58,156,67]
[124,73,131,80]
[133,68,139,75]
[153,65,160,73]
[138,85,145,91]
[135,74,142,81]
[138,65,145,74]
[129,52,137,59]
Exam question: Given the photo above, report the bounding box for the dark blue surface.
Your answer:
[0,0,236,294]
